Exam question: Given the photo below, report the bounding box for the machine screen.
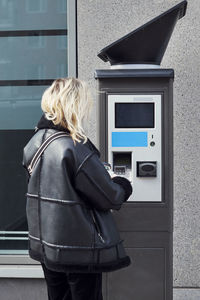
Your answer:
[115,103,154,128]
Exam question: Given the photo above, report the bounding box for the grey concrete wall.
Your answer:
[77,0,200,297]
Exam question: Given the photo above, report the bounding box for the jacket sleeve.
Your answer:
[74,153,127,211]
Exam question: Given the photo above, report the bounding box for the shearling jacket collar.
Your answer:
[36,114,70,133]
[36,114,100,157]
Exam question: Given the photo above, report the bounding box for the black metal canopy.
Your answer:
[97,1,187,65]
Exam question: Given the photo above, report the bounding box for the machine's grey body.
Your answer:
[95,69,173,300]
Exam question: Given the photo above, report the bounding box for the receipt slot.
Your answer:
[95,2,187,300]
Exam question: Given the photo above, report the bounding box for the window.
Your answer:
[26,0,47,13]
[0,0,76,265]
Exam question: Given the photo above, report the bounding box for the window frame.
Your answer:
[0,0,77,276]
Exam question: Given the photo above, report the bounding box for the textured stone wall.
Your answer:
[77,0,200,298]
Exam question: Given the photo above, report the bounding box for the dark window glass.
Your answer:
[0,35,67,80]
[0,0,67,30]
[0,86,46,129]
[0,0,68,255]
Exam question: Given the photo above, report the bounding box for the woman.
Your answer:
[23,77,132,300]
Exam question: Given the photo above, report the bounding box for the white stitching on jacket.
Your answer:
[28,233,103,249]
[29,233,40,241]
[75,152,95,176]
[28,233,123,250]
[26,193,38,198]
[26,193,82,204]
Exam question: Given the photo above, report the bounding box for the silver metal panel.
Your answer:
[107,94,162,202]
[67,0,77,77]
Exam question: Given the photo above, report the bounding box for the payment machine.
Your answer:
[95,1,187,300]
[108,94,161,202]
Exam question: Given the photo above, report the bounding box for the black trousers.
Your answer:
[41,263,103,300]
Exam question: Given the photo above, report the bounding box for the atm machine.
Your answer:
[95,1,187,300]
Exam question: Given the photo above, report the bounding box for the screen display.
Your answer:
[115,103,154,128]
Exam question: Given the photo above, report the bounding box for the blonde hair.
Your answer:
[41,77,93,143]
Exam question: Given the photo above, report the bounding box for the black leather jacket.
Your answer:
[23,116,132,273]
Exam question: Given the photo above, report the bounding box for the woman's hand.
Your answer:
[102,162,117,178]
[108,170,117,178]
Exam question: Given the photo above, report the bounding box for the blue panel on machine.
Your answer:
[112,132,148,147]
